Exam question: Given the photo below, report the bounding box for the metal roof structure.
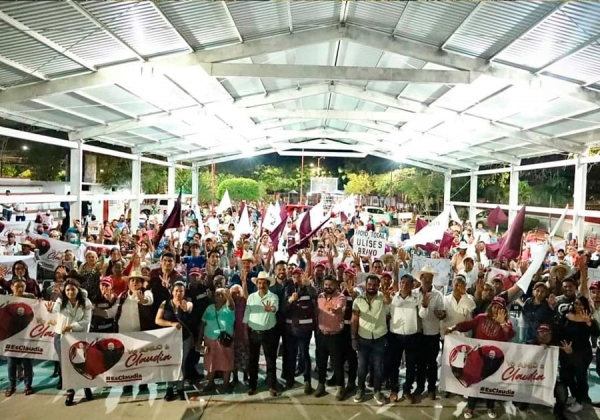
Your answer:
[1,1,600,173]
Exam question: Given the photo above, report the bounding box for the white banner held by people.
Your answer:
[440,334,559,406]
[411,255,451,287]
[0,254,37,280]
[25,233,78,271]
[353,230,387,258]
[0,221,30,243]
[61,327,183,390]
[0,295,58,361]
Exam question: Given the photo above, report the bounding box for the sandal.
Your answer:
[24,386,34,396]
[5,387,16,397]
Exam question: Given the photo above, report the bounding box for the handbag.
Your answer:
[214,305,233,347]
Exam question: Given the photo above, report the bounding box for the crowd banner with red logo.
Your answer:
[25,233,78,271]
[0,294,58,361]
[0,221,30,243]
[61,327,183,390]
[440,334,559,406]
[0,254,38,280]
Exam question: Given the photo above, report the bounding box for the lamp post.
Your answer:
[317,157,325,175]
[300,150,305,204]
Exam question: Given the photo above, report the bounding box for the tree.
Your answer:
[23,142,68,181]
[141,163,167,194]
[398,169,444,214]
[96,154,131,189]
[478,172,510,204]
[217,178,260,201]
[344,171,374,197]
[254,165,297,194]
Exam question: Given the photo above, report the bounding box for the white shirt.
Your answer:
[4,242,20,256]
[389,291,420,335]
[458,268,479,289]
[207,217,220,233]
[14,203,26,215]
[117,290,154,333]
[440,293,476,338]
[51,298,93,334]
[416,287,443,336]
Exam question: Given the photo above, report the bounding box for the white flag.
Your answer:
[216,190,232,215]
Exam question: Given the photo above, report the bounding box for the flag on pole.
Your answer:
[288,216,331,255]
[487,206,508,229]
[216,190,232,215]
[415,218,428,234]
[153,191,182,248]
[269,217,288,252]
[438,231,455,257]
[298,210,312,238]
[487,206,526,261]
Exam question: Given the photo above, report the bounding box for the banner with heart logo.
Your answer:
[24,233,79,271]
[0,254,38,281]
[0,295,59,360]
[0,221,30,243]
[440,334,559,406]
[61,327,183,390]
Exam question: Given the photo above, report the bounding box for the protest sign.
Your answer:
[61,327,183,390]
[77,242,116,261]
[440,334,558,406]
[0,254,37,280]
[0,295,58,361]
[353,230,387,258]
[23,233,78,271]
[87,221,101,236]
[397,212,413,220]
[411,255,451,287]
[0,221,30,243]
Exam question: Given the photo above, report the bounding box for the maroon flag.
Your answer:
[299,210,312,238]
[340,212,348,223]
[279,204,288,222]
[269,216,288,252]
[496,206,526,261]
[487,206,508,229]
[153,191,181,248]
[438,231,455,257]
[415,218,428,234]
[421,243,438,254]
[485,242,501,260]
[289,216,331,255]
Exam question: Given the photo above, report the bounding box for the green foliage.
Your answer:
[254,165,298,193]
[217,178,260,201]
[96,155,131,189]
[176,168,191,194]
[23,142,67,181]
[478,173,510,204]
[344,171,374,196]
[397,169,444,213]
[141,163,167,194]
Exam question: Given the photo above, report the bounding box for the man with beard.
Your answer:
[351,274,391,405]
[315,275,346,400]
[311,261,327,294]
[283,267,317,393]
[186,267,211,381]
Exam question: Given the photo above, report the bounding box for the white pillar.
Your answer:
[508,165,520,224]
[573,155,588,244]
[443,171,452,208]
[69,141,83,222]
[191,163,199,208]
[469,172,478,226]
[130,155,141,230]
[167,163,176,211]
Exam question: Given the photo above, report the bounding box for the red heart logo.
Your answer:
[35,238,51,256]
[0,301,34,341]
[69,338,124,380]
[449,344,504,387]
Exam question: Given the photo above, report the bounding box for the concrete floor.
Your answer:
[2,385,598,420]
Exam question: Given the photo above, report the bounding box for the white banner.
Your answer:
[0,254,37,280]
[24,233,78,271]
[411,255,451,287]
[76,241,116,261]
[397,212,413,220]
[440,334,559,406]
[0,295,58,360]
[353,230,387,258]
[589,268,600,281]
[0,221,30,243]
[61,328,183,390]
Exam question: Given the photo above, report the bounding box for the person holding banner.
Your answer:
[46,275,93,406]
[0,260,41,298]
[5,278,36,397]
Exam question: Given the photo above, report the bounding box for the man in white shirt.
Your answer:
[207,212,220,234]
[458,256,479,290]
[41,210,54,229]
[14,202,26,222]
[387,274,419,404]
[415,265,445,400]
[4,233,21,256]
[440,275,476,340]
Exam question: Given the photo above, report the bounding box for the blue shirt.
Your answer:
[229,270,258,294]
[183,255,207,273]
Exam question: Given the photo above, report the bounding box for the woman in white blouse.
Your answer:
[46,276,93,407]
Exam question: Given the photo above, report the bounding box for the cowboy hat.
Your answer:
[21,240,36,249]
[457,242,468,250]
[252,271,272,285]
[550,263,571,277]
[241,251,254,262]
[125,270,150,282]
[417,265,438,278]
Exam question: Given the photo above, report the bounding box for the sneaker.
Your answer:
[463,409,473,419]
[304,381,314,395]
[335,386,345,401]
[567,402,583,413]
[314,383,326,398]
[220,383,233,394]
[487,409,497,419]
[374,391,386,406]
[353,388,365,403]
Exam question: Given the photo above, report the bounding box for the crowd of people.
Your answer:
[0,200,598,420]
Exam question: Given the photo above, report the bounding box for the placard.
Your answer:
[353,230,387,258]
[0,221,30,243]
[411,255,451,287]
[0,254,38,281]
[24,233,78,271]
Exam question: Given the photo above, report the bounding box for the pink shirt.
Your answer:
[317,291,346,334]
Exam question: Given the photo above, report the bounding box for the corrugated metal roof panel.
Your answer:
[401,84,451,106]
[346,2,408,34]
[535,109,600,136]
[0,1,137,66]
[290,1,340,32]
[0,62,38,87]
[561,2,600,38]
[434,75,510,112]
[501,97,599,128]
[38,93,126,123]
[3,100,91,128]
[0,22,84,77]
[226,2,289,41]
[394,2,477,47]
[546,43,600,85]
[337,40,382,67]
[494,9,591,70]
[445,2,557,58]
[119,75,197,111]
[158,2,240,49]
[81,1,190,57]
[220,78,265,99]
[79,85,161,116]
[368,81,409,96]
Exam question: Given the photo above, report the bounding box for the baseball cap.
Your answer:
[590,281,600,291]
[189,267,202,276]
[100,277,113,288]
[344,268,357,276]
[292,267,304,275]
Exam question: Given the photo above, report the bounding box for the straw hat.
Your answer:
[241,251,254,262]
[550,263,571,277]
[252,271,272,285]
[21,240,36,249]
[125,270,150,282]
[417,265,438,278]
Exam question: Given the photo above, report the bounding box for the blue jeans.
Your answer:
[8,357,33,387]
[357,336,385,392]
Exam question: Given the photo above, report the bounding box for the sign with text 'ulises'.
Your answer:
[353,230,387,258]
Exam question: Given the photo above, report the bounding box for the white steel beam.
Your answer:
[0,106,76,131]
[245,109,414,122]
[147,2,194,53]
[331,84,424,113]
[222,2,243,43]
[202,63,478,84]
[190,148,276,166]
[73,91,138,119]
[0,54,48,80]
[371,151,449,174]
[0,10,96,71]
[0,126,76,148]
[67,0,145,62]
[31,98,106,125]
[235,84,331,108]
[279,151,367,158]
[287,1,293,33]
